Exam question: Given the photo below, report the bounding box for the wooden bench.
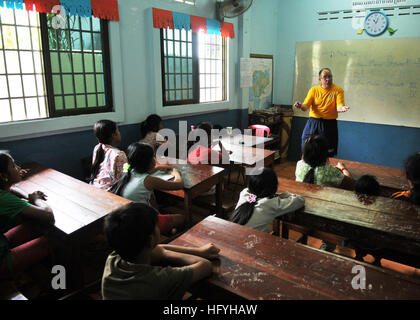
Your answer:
[275,177,420,268]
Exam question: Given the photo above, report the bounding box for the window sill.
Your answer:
[157,100,233,119]
[0,110,124,142]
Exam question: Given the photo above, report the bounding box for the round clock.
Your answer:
[364,11,388,36]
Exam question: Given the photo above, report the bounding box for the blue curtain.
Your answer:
[206,19,221,35]
[60,0,92,17]
[172,11,191,31]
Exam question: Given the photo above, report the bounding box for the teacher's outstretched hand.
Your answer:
[337,105,350,113]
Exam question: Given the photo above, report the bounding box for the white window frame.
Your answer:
[0,20,125,141]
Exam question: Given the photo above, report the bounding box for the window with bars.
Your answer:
[0,6,112,123]
[160,28,227,106]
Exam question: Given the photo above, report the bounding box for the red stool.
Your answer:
[248,124,270,137]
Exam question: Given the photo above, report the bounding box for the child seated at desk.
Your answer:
[101,203,220,300]
[0,152,55,279]
[89,120,128,191]
[295,135,354,189]
[110,142,185,234]
[229,167,305,233]
[295,135,354,252]
[140,114,166,153]
[392,152,420,205]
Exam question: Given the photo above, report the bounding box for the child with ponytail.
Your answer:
[229,167,304,233]
[90,120,128,191]
[110,142,185,234]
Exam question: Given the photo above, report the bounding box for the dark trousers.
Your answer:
[301,117,338,157]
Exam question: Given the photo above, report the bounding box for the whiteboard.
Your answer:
[293,38,420,128]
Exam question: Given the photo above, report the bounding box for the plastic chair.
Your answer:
[248,124,270,138]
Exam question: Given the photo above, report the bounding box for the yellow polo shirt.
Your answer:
[303,84,345,119]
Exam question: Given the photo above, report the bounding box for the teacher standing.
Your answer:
[294,68,350,157]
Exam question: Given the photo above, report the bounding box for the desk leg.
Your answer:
[215,177,223,219]
[184,190,192,226]
[281,221,289,240]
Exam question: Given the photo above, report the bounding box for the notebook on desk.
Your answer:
[151,171,174,181]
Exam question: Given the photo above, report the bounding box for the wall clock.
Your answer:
[364,11,388,36]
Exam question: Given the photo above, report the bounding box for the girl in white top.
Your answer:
[230,167,305,233]
[110,142,184,235]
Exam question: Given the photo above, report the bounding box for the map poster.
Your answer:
[248,54,274,114]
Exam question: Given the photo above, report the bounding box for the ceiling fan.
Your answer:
[216,0,253,22]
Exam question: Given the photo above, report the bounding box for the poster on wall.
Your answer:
[247,54,273,114]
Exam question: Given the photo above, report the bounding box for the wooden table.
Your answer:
[328,158,409,196]
[213,143,275,167]
[217,134,273,148]
[12,162,131,290]
[157,158,225,223]
[275,177,420,266]
[170,216,420,300]
[13,163,131,236]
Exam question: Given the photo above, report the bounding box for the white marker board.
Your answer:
[293,38,420,128]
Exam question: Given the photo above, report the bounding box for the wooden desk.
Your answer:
[157,159,225,223]
[213,143,275,167]
[276,177,420,265]
[328,158,409,196]
[218,134,273,148]
[13,163,131,236]
[12,163,131,291]
[170,216,420,300]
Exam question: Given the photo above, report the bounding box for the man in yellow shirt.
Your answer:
[294,68,350,156]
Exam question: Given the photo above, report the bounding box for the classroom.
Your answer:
[0,0,420,302]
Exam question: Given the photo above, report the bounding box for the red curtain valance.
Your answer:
[153,7,174,29]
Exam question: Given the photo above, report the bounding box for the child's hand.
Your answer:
[197,243,220,259]
[19,168,30,178]
[335,162,346,171]
[28,191,47,203]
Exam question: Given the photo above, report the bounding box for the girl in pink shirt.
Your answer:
[90,120,128,191]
